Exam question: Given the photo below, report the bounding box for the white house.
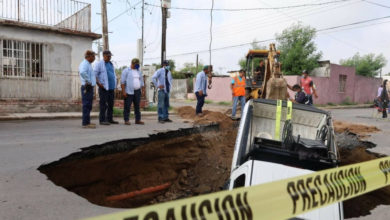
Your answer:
[0,0,101,112]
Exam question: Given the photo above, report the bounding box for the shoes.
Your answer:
[135,121,145,125]
[100,121,110,125]
[82,124,96,129]
[164,118,173,123]
[158,119,165,124]
[124,121,131,125]
[231,116,237,120]
[109,120,119,124]
[196,113,204,116]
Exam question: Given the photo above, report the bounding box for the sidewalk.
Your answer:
[0,111,167,121]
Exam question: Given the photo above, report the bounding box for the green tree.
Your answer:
[276,23,322,75]
[179,62,204,75]
[115,66,127,76]
[340,53,387,77]
[238,40,267,69]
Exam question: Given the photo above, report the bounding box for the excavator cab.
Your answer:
[245,44,287,101]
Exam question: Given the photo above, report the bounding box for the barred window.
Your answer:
[339,74,347,93]
[0,39,44,78]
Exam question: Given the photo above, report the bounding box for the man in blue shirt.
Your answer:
[94,50,118,125]
[152,60,173,123]
[121,58,145,125]
[195,65,213,116]
[79,50,96,128]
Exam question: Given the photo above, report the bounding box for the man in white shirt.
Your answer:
[121,58,145,125]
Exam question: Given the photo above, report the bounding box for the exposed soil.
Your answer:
[39,106,389,218]
[39,108,237,208]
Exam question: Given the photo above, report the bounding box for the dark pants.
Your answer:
[99,88,114,122]
[81,85,94,126]
[124,89,141,122]
[157,90,170,120]
[195,92,205,114]
[307,95,313,106]
[383,108,388,118]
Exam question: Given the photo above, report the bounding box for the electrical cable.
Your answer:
[144,0,353,11]
[143,14,390,60]
[362,0,390,8]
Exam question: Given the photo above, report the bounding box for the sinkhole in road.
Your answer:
[38,123,238,208]
[37,108,389,217]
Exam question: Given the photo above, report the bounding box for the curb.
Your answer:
[318,104,372,110]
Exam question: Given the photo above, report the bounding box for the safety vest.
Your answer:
[233,76,246,97]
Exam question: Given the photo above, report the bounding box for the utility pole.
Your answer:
[141,0,144,66]
[161,7,167,65]
[196,54,199,73]
[101,0,109,50]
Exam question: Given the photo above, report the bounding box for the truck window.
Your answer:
[233,174,245,188]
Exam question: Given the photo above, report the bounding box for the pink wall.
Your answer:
[194,64,381,105]
[204,77,233,102]
[353,76,382,103]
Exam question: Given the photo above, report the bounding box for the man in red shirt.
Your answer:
[298,70,318,105]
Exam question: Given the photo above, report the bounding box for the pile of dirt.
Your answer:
[177,106,235,130]
[333,120,380,137]
[39,108,237,208]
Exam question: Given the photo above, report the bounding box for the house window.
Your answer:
[1,39,44,78]
[339,74,347,93]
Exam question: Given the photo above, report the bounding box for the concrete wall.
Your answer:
[170,79,188,100]
[0,25,94,100]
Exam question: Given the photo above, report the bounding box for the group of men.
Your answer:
[78,50,213,128]
[79,50,175,128]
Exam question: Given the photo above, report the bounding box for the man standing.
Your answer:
[299,70,318,105]
[94,50,118,125]
[231,70,246,119]
[152,60,173,124]
[195,65,212,116]
[79,50,96,129]
[121,58,145,125]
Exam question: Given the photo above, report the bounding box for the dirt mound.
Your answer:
[333,120,380,136]
[177,106,234,130]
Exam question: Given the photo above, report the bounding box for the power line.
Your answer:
[143,15,390,60]
[144,0,353,11]
[93,0,142,32]
[362,0,390,8]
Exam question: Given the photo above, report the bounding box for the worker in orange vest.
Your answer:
[231,69,246,119]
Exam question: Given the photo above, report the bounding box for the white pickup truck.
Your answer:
[229,99,343,220]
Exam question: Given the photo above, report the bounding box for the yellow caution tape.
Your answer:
[274,100,282,140]
[287,100,292,121]
[84,156,390,220]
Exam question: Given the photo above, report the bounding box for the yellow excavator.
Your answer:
[244,43,289,101]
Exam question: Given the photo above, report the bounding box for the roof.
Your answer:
[246,49,281,58]
[0,19,101,40]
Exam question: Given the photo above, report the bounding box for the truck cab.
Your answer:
[229,99,343,220]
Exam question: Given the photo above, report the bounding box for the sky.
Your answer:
[83,0,390,75]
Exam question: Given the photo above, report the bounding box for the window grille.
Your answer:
[0,39,44,78]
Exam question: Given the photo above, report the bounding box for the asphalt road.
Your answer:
[0,108,389,220]
[0,115,191,220]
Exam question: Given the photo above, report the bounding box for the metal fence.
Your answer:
[0,0,91,32]
[0,70,83,100]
